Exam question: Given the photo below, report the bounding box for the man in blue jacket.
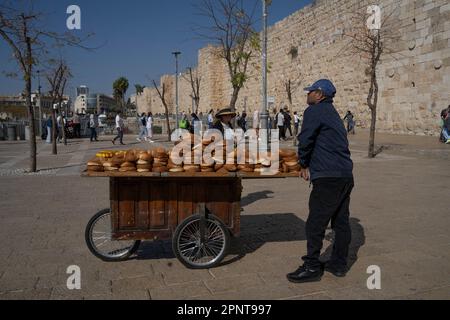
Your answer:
[287,79,354,283]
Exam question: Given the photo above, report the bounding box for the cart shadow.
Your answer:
[133,213,365,272]
[221,214,365,270]
[241,190,274,207]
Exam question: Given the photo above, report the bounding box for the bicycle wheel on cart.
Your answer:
[85,208,141,262]
[173,214,230,269]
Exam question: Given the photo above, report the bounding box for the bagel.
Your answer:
[138,152,153,162]
[169,167,185,172]
[137,168,150,173]
[279,149,296,158]
[104,166,119,171]
[119,167,137,172]
[224,164,237,172]
[201,168,215,172]
[136,164,152,170]
[120,161,136,168]
[125,152,137,163]
[136,159,150,165]
[152,166,168,173]
[87,165,103,172]
[285,161,299,167]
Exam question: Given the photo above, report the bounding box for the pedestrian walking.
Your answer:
[89,112,98,142]
[112,111,125,145]
[137,113,147,142]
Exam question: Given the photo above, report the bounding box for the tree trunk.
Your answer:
[368,71,379,158]
[25,75,37,172]
[163,103,171,142]
[368,106,377,158]
[229,87,240,111]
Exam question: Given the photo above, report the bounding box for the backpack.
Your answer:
[179,119,189,129]
[140,117,146,127]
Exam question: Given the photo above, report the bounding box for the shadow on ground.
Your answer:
[134,211,365,272]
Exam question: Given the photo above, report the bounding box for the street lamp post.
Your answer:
[172,51,181,129]
[37,70,42,137]
[260,0,271,148]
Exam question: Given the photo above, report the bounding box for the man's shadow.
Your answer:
[135,213,365,272]
[134,187,365,270]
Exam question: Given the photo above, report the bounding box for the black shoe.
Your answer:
[286,265,323,283]
[324,263,348,277]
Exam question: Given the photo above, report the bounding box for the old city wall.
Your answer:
[137,0,450,136]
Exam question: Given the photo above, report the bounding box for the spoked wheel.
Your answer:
[85,209,141,262]
[173,214,229,269]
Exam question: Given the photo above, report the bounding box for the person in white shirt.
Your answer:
[112,111,125,145]
[276,108,286,140]
[146,112,154,143]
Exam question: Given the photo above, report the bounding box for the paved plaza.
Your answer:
[0,131,449,300]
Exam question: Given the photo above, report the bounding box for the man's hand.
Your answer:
[300,167,310,181]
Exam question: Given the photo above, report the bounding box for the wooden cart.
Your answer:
[82,171,298,269]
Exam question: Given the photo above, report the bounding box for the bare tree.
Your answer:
[194,0,260,111]
[342,4,399,158]
[152,80,172,141]
[45,60,71,154]
[183,67,201,114]
[0,1,93,171]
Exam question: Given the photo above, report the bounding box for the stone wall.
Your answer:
[137,0,450,136]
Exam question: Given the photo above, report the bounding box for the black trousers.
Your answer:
[113,127,123,144]
[278,126,286,139]
[302,177,354,269]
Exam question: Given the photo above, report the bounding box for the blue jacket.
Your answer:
[297,97,353,181]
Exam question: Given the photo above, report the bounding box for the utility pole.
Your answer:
[260,0,271,148]
[37,70,42,137]
[172,51,181,129]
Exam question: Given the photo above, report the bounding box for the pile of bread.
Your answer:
[279,148,301,173]
[87,148,168,173]
[86,145,301,175]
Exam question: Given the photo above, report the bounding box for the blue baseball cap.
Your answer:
[304,79,336,98]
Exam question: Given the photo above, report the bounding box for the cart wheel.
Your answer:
[85,209,141,262]
[173,214,230,269]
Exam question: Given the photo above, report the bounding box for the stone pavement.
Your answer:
[0,131,449,300]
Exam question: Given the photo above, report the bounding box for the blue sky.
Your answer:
[0,0,312,98]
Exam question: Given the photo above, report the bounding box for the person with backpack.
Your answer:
[137,112,147,142]
[237,112,247,132]
[343,110,355,135]
[179,113,190,130]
